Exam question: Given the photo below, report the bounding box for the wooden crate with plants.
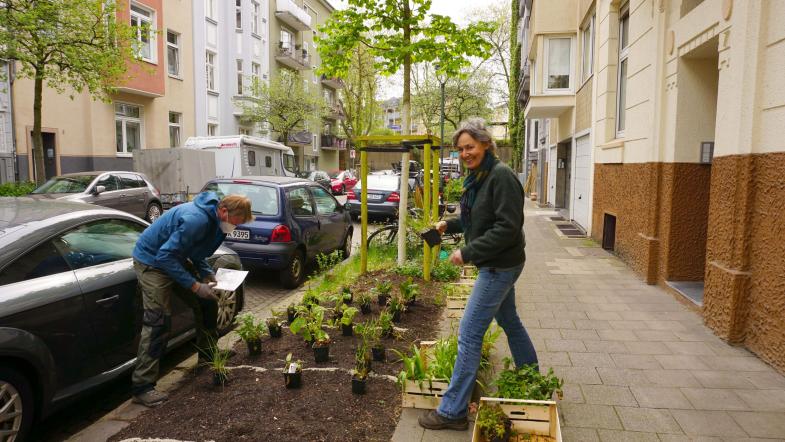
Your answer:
[471,397,562,442]
[462,265,479,279]
[471,358,565,442]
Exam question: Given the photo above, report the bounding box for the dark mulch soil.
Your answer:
[111,270,448,442]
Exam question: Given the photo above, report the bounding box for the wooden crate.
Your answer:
[462,265,479,279]
[446,284,471,318]
[471,397,562,442]
[401,379,450,409]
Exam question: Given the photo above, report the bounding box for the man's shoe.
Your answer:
[418,410,468,431]
[132,389,169,407]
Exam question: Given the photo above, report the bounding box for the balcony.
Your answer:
[276,43,310,70]
[324,102,345,120]
[517,59,530,105]
[320,134,347,150]
[320,74,344,89]
[275,0,312,31]
[524,94,574,119]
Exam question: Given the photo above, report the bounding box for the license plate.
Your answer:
[228,229,249,240]
[368,194,383,200]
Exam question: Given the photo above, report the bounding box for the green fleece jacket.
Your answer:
[446,161,526,268]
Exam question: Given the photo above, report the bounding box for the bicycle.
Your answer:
[366,201,462,248]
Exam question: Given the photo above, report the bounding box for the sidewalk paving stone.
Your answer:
[614,406,682,433]
[581,385,638,406]
[681,387,751,411]
[670,410,748,438]
[597,429,660,442]
[629,386,694,409]
[729,411,785,439]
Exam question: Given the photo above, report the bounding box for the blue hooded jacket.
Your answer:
[133,192,226,289]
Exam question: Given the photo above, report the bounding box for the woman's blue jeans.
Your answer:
[436,263,538,420]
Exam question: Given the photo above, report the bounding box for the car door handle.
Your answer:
[96,294,120,306]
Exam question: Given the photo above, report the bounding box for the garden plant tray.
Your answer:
[471,397,562,442]
[401,379,450,409]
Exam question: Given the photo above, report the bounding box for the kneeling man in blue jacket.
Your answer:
[130,191,252,407]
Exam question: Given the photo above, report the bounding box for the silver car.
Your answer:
[29,171,163,222]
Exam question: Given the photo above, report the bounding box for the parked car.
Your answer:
[304,170,332,191]
[29,171,163,222]
[329,170,358,195]
[202,176,353,288]
[346,174,414,219]
[0,198,243,442]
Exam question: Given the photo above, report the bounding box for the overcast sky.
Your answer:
[329,0,501,99]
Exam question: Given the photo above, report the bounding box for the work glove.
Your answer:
[194,282,218,301]
[203,273,217,284]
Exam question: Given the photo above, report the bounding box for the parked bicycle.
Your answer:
[366,201,461,248]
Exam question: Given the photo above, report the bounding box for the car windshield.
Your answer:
[354,175,399,191]
[203,182,279,216]
[32,175,95,194]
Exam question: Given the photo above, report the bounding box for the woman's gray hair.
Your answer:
[452,118,496,154]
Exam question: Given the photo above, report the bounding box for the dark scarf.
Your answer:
[460,153,498,228]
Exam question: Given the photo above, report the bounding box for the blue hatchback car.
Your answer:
[202,176,353,288]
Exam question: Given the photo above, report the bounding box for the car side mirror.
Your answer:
[92,185,106,195]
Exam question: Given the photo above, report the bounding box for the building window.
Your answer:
[206,51,217,92]
[168,112,181,147]
[545,37,571,91]
[280,29,293,51]
[617,3,630,135]
[130,3,155,63]
[166,31,180,77]
[581,16,594,84]
[251,62,261,85]
[206,0,216,20]
[236,59,244,95]
[235,0,242,30]
[251,0,260,34]
[239,127,251,135]
[207,123,218,136]
[115,103,142,155]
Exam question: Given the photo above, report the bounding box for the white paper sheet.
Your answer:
[214,268,249,291]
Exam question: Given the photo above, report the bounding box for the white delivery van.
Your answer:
[184,135,297,178]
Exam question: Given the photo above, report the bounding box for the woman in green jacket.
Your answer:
[419,118,538,431]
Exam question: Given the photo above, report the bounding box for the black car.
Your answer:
[0,198,244,441]
[202,176,353,288]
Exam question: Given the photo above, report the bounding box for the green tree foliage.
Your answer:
[338,46,381,142]
[0,0,138,184]
[315,0,493,136]
[412,65,493,140]
[508,0,525,171]
[470,2,512,104]
[237,70,327,146]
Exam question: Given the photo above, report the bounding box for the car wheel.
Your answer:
[146,202,162,223]
[340,230,352,259]
[0,367,33,442]
[212,256,244,336]
[280,249,305,289]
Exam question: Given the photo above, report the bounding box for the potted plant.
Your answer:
[378,310,394,338]
[493,358,564,400]
[355,319,384,362]
[358,293,372,314]
[475,403,512,442]
[301,290,321,310]
[341,285,353,304]
[282,352,303,389]
[399,277,419,306]
[340,306,359,336]
[267,312,283,338]
[235,313,266,356]
[312,330,332,363]
[374,281,392,306]
[387,296,405,323]
[286,303,297,323]
[352,343,370,395]
[201,341,232,387]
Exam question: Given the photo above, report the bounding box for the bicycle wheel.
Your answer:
[367,225,398,248]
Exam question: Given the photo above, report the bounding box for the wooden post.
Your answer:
[423,143,431,281]
[360,148,368,274]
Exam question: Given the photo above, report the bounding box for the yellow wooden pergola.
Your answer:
[354,135,442,280]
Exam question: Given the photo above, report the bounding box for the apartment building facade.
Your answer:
[12,0,196,182]
[268,0,345,173]
[0,61,13,183]
[192,0,270,140]
[520,0,785,373]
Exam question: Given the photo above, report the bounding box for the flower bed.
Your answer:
[110,267,450,442]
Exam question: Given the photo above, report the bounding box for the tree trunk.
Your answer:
[402,1,411,137]
[32,71,46,185]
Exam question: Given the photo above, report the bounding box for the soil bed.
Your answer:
[111,269,450,442]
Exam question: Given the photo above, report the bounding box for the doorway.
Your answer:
[31,131,57,180]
